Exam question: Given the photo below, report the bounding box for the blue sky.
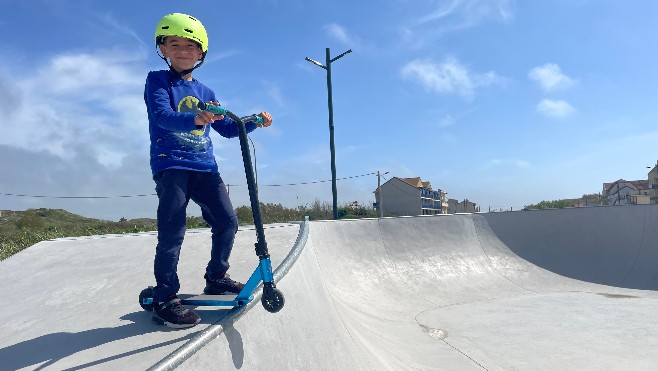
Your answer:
[1,0,657,220]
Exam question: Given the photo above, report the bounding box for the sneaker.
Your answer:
[152,295,201,329]
[204,273,245,295]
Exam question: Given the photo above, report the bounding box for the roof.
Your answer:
[373,176,439,194]
[603,179,649,193]
[399,177,432,190]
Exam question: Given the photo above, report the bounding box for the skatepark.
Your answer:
[1,204,658,370]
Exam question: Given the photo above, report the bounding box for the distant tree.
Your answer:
[234,199,377,223]
[582,193,606,206]
[186,215,209,229]
[297,199,334,221]
[260,203,300,224]
[524,199,573,210]
[337,201,377,219]
[235,205,254,225]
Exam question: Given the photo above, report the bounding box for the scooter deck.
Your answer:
[178,293,254,307]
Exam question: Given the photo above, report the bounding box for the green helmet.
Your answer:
[155,13,208,53]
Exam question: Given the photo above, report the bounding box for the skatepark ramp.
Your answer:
[481,205,658,291]
[1,204,658,370]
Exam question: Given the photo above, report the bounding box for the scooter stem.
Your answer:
[224,110,270,259]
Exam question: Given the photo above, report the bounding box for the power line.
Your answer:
[0,193,156,199]
[260,172,376,187]
[0,171,379,199]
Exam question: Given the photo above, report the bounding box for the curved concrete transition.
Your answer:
[2,205,658,370]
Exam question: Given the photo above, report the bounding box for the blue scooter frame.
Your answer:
[140,256,275,308]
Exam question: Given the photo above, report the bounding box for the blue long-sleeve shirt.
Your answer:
[144,70,257,175]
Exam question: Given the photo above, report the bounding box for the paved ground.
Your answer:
[2,204,658,370]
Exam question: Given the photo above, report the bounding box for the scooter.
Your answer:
[139,102,284,315]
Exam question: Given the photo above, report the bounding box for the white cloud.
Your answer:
[416,0,460,25]
[323,23,373,53]
[96,147,129,169]
[203,50,240,65]
[417,0,514,25]
[33,51,142,94]
[0,49,148,165]
[0,77,21,118]
[536,99,576,118]
[98,13,147,50]
[404,0,514,48]
[0,144,156,220]
[401,57,502,99]
[324,23,353,45]
[528,63,575,92]
[262,80,286,108]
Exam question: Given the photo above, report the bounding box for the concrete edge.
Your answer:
[46,223,297,242]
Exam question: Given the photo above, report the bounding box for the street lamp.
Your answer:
[377,171,389,218]
[305,48,352,220]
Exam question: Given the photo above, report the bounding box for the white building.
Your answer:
[602,179,650,205]
[448,199,479,213]
[374,177,447,216]
[649,161,658,204]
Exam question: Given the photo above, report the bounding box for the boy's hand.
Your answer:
[195,101,224,126]
[257,112,272,128]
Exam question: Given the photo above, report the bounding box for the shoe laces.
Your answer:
[220,274,242,286]
[162,297,188,315]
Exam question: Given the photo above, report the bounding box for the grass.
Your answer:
[0,208,162,261]
[0,201,377,261]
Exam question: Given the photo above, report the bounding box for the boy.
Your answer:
[144,13,272,328]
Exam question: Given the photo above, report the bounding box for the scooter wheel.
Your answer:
[139,286,154,312]
[261,287,285,313]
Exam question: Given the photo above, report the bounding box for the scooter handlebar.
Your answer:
[239,114,264,126]
[197,102,264,125]
[197,101,228,115]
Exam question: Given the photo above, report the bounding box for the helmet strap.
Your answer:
[177,58,205,78]
[156,46,206,79]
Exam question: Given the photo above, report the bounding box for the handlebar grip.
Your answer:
[198,102,263,126]
[197,101,228,115]
[241,115,264,125]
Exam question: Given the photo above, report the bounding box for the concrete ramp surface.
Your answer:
[2,205,658,370]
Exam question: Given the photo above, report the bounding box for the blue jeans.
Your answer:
[152,169,238,302]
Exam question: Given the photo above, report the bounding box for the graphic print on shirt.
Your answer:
[178,96,207,136]
[169,95,210,153]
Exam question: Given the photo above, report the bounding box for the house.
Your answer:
[374,177,448,216]
[448,199,479,213]
[649,161,658,204]
[602,179,650,205]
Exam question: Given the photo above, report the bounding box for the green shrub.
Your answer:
[1,202,376,260]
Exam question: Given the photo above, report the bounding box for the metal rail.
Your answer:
[147,217,309,371]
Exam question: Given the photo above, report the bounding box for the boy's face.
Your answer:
[159,36,203,73]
